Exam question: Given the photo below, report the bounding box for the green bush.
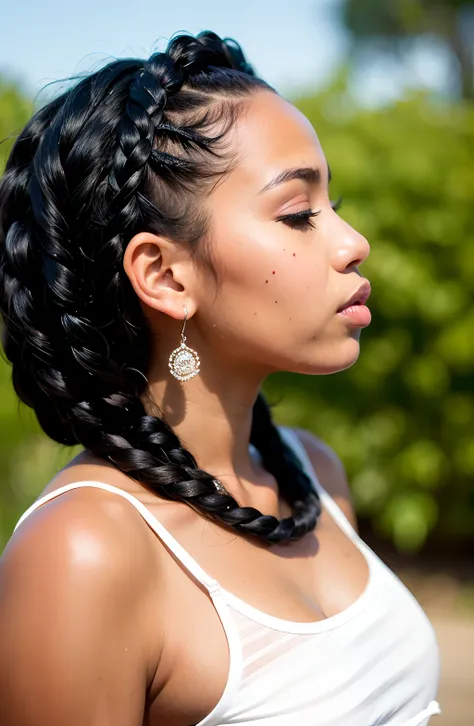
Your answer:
[1,77,473,552]
[266,85,474,551]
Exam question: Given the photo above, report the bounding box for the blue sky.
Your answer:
[1,0,450,107]
[0,0,346,102]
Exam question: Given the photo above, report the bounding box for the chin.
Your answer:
[294,336,362,376]
[334,335,362,371]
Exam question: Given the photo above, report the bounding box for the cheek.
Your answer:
[208,222,331,334]
[219,223,328,305]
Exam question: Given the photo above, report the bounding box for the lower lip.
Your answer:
[337,304,372,327]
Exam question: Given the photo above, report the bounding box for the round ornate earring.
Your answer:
[168,306,201,381]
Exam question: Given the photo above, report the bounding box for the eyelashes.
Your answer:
[276,209,321,231]
[276,198,343,232]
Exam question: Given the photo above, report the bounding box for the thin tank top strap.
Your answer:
[278,425,357,540]
[13,481,219,593]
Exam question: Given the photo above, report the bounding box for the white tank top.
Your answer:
[13,426,441,726]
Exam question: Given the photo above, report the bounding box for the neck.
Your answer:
[144,354,268,489]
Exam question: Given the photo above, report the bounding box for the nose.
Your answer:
[331,218,370,272]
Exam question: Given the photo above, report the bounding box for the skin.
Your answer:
[0,90,371,726]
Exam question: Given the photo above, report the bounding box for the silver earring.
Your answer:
[168,306,200,381]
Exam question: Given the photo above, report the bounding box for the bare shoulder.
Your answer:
[0,488,161,725]
[293,427,358,531]
[1,485,160,632]
[5,483,156,578]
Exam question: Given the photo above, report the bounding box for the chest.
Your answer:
[143,514,439,726]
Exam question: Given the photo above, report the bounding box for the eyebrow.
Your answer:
[258,164,332,194]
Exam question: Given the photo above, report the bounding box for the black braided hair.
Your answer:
[0,30,321,543]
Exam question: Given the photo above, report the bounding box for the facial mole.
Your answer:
[272,270,276,274]
[293,253,296,257]
[265,280,269,283]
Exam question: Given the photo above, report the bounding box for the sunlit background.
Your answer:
[1,1,473,722]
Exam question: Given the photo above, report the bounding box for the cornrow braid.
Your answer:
[0,30,321,543]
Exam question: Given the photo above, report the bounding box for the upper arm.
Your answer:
[294,428,358,531]
[0,491,160,726]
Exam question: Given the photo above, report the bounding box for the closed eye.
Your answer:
[276,209,321,232]
[276,198,343,232]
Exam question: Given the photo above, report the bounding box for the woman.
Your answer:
[0,30,441,726]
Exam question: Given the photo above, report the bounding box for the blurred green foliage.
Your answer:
[1,75,473,553]
[340,0,474,99]
[267,81,474,552]
[0,80,33,169]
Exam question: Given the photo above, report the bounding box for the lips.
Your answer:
[337,281,371,313]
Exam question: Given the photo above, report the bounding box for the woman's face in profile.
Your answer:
[196,90,371,378]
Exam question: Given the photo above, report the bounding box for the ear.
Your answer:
[123,232,196,320]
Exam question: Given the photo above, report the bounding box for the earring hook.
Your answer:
[181,305,188,343]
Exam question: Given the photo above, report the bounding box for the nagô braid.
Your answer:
[0,31,321,543]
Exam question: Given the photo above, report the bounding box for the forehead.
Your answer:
[227,91,326,189]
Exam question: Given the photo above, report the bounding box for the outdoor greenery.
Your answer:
[339,0,474,99]
[0,73,473,553]
[269,79,474,552]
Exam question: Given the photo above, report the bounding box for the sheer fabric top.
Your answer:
[13,426,441,726]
